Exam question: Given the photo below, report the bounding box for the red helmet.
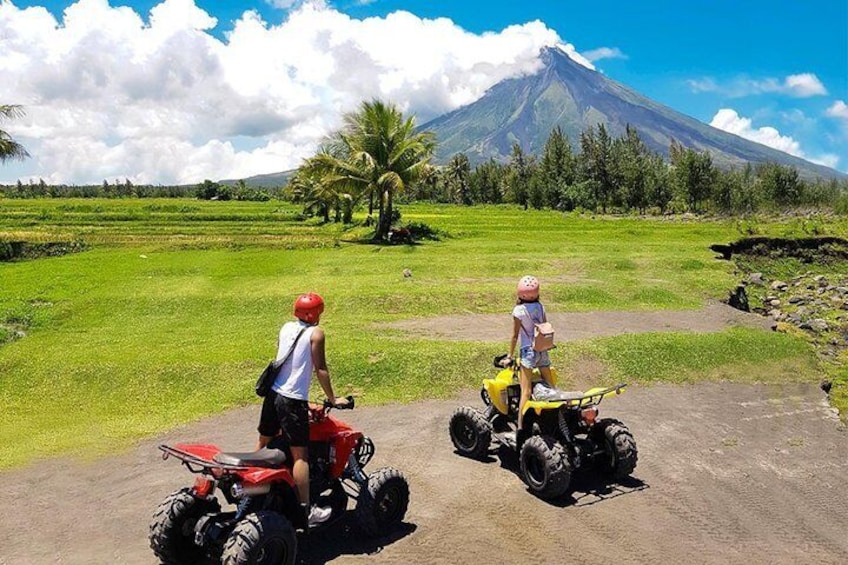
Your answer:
[294,292,324,324]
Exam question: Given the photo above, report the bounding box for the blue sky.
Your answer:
[2,0,846,183]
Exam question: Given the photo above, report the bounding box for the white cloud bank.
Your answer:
[0,0,581,184]
[688,74,828,98]
[710,109,839,170]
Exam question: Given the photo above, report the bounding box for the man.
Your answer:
[257,292,348,526]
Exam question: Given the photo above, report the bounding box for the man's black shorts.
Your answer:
[258,392,310,447]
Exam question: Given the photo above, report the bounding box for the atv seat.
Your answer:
[213,448,287,468]
[532,382,585,402]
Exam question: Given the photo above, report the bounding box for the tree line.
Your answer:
[404,124,848,215]
[3,100,847,222]
[0,178,280,200]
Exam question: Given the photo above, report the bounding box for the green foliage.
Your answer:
[0,105,29,164]
[297,99,435,241]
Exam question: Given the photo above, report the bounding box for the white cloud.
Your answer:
[783,73,827,97]
[688,74,828,98]
[582,47,627,63]
[710,108,838,170]
[826,100,848,120]
[0,0,571,184]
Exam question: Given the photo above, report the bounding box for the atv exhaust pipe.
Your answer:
[230,483,271,499]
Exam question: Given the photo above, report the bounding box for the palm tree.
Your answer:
[0,105,29,163]
[306,100,435,241]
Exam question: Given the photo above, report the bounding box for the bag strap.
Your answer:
[273,324,309,370]
[519,305,535,341]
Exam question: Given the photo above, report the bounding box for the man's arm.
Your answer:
[311,327,341,405]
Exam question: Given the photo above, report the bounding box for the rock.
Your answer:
[728,285,750,312]
[768,309,782,320]
[836,287,848,295]
[765,295,778,302]
[770,280,788,291]
[769,299,781,308]
[814,275,826,282]
[747,272,765,286]
[821,380,832,394]
[797,306,809,316]
[826,285,836,292]
[787,313,802,324]
[788,296,805,304]
[402,268,412,278]
[809,319,829,332]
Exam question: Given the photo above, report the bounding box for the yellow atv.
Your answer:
[448,354,637,500]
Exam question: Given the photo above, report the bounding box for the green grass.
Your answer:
[0,199,834,468]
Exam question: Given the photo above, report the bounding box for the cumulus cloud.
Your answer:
[710,109,839,170]
[0,0,572,184]
[582,47,627,62]
[688,74,828,98]
[826,100,848,120]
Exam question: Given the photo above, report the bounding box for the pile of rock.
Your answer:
[744,272,848,355]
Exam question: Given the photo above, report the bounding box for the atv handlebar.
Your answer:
[321,395,355,411]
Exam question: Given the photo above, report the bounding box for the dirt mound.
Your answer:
[383,301,773,343]
[1,382,846,564]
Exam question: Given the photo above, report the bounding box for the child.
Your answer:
[507,275,554,430]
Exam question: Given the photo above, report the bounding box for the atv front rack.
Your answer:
[159,445,250,474]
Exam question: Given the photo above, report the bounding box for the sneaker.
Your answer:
[308,504,332,527]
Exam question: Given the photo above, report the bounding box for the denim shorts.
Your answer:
[519,346,551,369]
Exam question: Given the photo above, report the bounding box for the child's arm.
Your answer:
[508,316,521,361]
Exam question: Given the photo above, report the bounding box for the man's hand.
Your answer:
[334,396,351,408]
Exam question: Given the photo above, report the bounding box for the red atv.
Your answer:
[149,397,409,565]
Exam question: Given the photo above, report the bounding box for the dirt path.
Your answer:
[1,382,846,564]
[383,301,773,342]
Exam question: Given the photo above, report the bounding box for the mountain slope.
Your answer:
[422,47,844,180]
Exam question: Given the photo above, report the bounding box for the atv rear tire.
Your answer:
[594,418,638,479]
[519,435,571,500]
[221,511,296,565]
[355,467,410,536]
[149,488,220,565]
[449,406,492,460]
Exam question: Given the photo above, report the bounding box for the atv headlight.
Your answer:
[355,436,375,468]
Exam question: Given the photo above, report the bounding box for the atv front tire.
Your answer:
[519,435,571,500]
[449,406,492,460]
[149,488,220,565]
[355,467,410,536]
[594,418,638,479]
[221,511,296,565]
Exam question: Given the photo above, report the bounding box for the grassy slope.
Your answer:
[0,200,827,468]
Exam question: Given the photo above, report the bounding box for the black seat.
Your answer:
[213,448,287,468]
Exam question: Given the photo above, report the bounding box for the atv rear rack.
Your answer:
[159,445,250,474]
[565,383,627,408]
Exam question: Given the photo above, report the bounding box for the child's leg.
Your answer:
[538,366,553,387]
[518,366,533,430]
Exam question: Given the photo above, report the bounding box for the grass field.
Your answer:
[0,199,835,468]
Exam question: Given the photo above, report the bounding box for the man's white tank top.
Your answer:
[271,320,316,401]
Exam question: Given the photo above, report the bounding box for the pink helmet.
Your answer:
[517,276,540,301]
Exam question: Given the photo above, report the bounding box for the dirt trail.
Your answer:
[1,382,846,565]
[383,301,773,342]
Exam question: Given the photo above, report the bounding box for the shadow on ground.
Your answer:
[486,445,650,508]
[296,517,417,564]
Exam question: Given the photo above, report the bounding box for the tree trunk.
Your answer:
[377,189,394,241]
[374,190,386,240]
